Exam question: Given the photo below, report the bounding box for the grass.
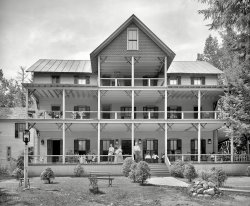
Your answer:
[0,176,250,206]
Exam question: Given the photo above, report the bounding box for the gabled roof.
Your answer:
[26,59,92,73]
[90,14,175,65]
[168,61,223,74]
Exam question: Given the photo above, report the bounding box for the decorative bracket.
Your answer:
[200,123,207,129]
[100,90,108,97]
[124,123,131,132]
[54,89,63,97]
[134,56,141,64]
[134,123,141,130]
[91,123,98,131]
[100,123,107,132]
[156,123,165,132]
[56,123,63,130]
[124,56,132,64]
[124,90,132,99]
[134,90,141,97]
[65,123,72,132]
[167,123,174,130]
[28,123,36,130]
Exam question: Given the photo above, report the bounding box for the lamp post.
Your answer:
[23,129,30,189]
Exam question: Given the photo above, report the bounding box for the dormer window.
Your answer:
[127,28,138,50]
[74,76,90,85]
[52,75,60,84]
[191,77,205,85]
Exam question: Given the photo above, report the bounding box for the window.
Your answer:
[143,106,158,119]
[120,106,136,119]
[127,28,138,50]
[169,76,181,85]
[52,75,60,84]
[74,105,90,119]
[142,140,158,159]
[50,105,61,119]
[167,139,182,161]
[74,139,90,155]
[167,106,182,119]
[15,123,25,138]
[190,139,206,161]
[191,77,205,85]
[74,76,90,85]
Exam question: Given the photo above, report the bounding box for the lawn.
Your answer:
[0,176,250,206]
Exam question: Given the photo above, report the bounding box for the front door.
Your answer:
[191,139,206,161]
[47,140,62,163]
[100,140,114,161]
[122,140,132,156]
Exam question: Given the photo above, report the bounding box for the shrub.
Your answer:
[74,163,84,177]
[198,167,227,187]
[211,167,227,187]
[170,160,185,178]
[40,168,55,184]
[129,162,138,182]
[12,168,23,179]
[247,166,250,176]
[183,163,197,182]
[16,156,24,170]
[135,161,151,184]
[122,157,135,177]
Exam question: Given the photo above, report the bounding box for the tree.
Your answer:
[199,0,250,152]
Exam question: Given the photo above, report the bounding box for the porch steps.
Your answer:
[148,163,170,177]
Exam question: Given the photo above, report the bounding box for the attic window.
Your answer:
[127,28,138,50]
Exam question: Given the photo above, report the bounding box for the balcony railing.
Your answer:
[28,110,221,120]
[100,78,165,87]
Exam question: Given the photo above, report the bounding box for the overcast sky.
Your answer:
[0,0,218,79]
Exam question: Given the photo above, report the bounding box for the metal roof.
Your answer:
[168,61,223,74]
[26,59,92,73]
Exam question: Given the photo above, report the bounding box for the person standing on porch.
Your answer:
[108,144,114,163]
[134,141,141,162]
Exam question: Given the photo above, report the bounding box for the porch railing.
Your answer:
[134,78,165,87]
[167,154,250,163]
[27,155,132,164]
[167,111,221,120]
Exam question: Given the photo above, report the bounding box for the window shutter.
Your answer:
[86,76,90,84]
[74,76,78,84]
[177,76,181,85]
[167,77,170,85]
[74,106,79,111]
[167,107,170,119]
[191,77,194,85]
[86,140,90,152]
[15,123,18,138]
[201,77,205,85]
[143,140,147,152]
[167,140,171,153]
[74,140,79,154]
[60,140,63,155]
[177,106,182,119]
[154,107,159,119]
[100,140,103,155]
[201,139,206,154]
[177,139,182,152]
[153,140,158,153]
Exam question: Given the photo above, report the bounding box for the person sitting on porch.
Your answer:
[145,152,151,163]
[78,155,86,164]
[134,141,141,162]
[161,153,165,163]
[92,153,97,162]
[152,152,159,163]
[108,144,114,163]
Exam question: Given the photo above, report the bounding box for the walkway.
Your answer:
[147,177,189,187]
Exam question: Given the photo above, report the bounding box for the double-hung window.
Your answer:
[127,28,138,50]
[74,76,90,85]
[52,75,60,84]
[191,77,205,85]
[15,123,25,138]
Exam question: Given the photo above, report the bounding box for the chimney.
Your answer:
[197,53,203,61]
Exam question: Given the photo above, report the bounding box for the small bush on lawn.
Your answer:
[40,168,55,184]
[74,163,84,177]
[183,163,197,182]
[12,168,24,179]
[135,161,151,184]
[199,167,227,187]
[170,160,185,178]
[122,157,135,177]
[211,167,227,187]
[129,162,138,182]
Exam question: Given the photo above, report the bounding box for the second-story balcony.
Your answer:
[28,110,221,120]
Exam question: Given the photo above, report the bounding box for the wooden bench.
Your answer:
[88,171,114,187]
[19,178,30,188]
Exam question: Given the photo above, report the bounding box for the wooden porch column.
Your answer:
[132,56,134,87]
[132,90,134,120]
[198,90,201,120]
[62,89,65,119]
[98,90,100,120]
[165,123,168,163]
[98,55,101,87]
[62,123,65,164]
[131,123,134,160]
[231,136,234,162]
[24,90,29,187]
[164,90,167,120]
[198,123,201,163]
[164,56,167,87]
[97,123,100,163]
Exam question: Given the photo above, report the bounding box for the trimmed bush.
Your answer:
[12,168,23,179]
[122,157,135,177]
[247,166,250,176]
[40,168,55,184]
[170,160,185,178]
[135,161,151,184]
[74,163,84,177]
[183,163,197,182]
[198,167,227,187]
[129,162,138,182]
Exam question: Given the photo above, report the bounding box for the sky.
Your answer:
[0,0,218,79]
